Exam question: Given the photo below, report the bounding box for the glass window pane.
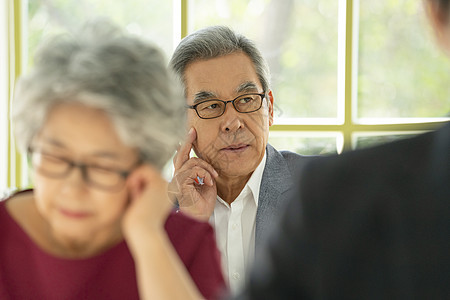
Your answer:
[353,132,422,149]
[357,0,450,120]
[189,0,339,119]
[27,0,175,65]
[268,132,339,155]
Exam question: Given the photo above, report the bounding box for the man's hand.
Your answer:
[169,128,218,221]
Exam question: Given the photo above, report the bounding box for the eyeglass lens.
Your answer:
[31,152,126,190]
[195,93,263,119]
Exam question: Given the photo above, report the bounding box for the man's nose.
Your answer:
[220,103,243,132]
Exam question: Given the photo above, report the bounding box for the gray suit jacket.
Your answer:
[173,143,309,248]
[255,144,310,247]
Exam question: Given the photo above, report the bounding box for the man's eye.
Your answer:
[199,102,220,110]
[207,103,219,109]
[239,97,253,104]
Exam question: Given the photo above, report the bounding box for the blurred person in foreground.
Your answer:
[235,0,450,298]
[168,26,311,293]
[0,21,224,300]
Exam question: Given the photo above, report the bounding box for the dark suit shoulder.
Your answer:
[304,124,449,190]
[290,125,450,298]
[244,125,450,299]
[298,126,450,223]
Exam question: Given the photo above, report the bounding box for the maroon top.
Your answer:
[0,191,225,300]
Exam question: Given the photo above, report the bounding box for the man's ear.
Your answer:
[267,90,274,126]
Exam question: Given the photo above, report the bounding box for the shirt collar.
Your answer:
[246,150,267,207]
[215,150,267,208]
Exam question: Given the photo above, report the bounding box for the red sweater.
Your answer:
[0,192,225,299]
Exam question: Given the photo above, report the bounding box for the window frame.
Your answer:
[266,0,448,153]
[0,0,8,193]
[4,0,449,190]
[4,0,26,192]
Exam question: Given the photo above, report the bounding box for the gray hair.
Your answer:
[13,20,185,170]
[169,25,271,94]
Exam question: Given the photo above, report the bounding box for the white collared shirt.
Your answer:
[209,152,267,294]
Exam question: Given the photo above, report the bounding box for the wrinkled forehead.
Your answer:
[190,81,262,104]
[183,53,263,104]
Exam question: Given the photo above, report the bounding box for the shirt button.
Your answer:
[232,272,241,280]
[232,223,238,230]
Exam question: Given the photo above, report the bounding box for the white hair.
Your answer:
[13,20,185,170]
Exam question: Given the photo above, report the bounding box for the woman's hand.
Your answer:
[121,164,204,300]
[122,164,172,250]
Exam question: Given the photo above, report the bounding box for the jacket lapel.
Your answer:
[255,144,294,246]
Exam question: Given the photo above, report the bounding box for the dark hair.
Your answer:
[436,0,450,8]
[431,0,450,23]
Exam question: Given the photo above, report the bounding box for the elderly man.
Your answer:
[169,26,310,293]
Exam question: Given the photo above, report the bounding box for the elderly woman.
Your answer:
[0,21,224,299]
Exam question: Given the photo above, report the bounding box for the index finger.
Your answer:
[173,127,197,171]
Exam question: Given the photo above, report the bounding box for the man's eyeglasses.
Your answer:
[187,93,266,119]
[28,148,141,191]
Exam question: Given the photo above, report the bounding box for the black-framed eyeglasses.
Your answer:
[28,148,142,191]
[187,92,266,119]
